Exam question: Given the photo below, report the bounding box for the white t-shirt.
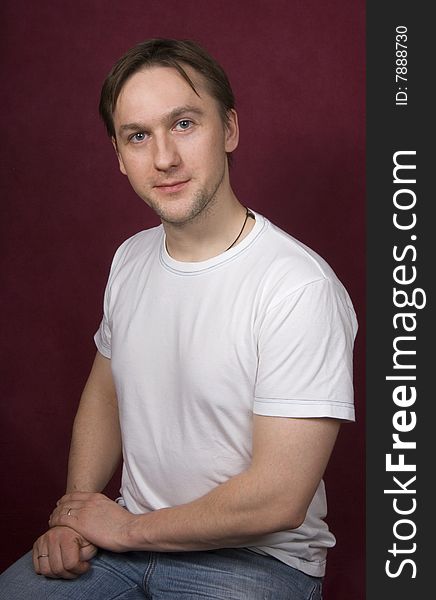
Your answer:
[94,211,357,577]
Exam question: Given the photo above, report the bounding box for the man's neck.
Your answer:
[163,193,255,262]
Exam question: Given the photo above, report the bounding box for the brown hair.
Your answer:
[99,38,235,139]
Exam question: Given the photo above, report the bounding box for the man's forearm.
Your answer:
[66,352,122,493]
[122,467,303,552]
[120,417,338,553]
[52,467,303,553]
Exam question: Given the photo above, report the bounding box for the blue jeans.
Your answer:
[0,548,322,599]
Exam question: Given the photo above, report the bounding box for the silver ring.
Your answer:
[37,553,49,559]
[67,507,73,516]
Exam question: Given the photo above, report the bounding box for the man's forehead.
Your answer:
[113,65,216,126]
[117,65,207,106]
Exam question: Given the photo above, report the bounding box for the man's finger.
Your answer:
[59,542,91,577]
[79,542,98,562]
[49,503,81,527]
[32,542,45,574]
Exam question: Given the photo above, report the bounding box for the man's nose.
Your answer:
[152,134,181,171]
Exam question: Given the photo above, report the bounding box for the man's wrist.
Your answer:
[122,512,155,551]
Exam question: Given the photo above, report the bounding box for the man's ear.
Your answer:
[112,137,127,175]
[224,109,239,153]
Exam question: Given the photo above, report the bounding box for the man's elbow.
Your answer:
[262,505,307,533]
[280,508,306,531]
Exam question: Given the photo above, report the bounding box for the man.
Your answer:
[0,39,357,599]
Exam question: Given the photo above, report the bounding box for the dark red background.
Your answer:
[0,1,365,598]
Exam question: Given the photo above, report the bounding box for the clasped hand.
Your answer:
[32,493,135,579]
[49,492,136,552]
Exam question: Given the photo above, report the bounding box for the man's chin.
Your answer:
[152,197,213,226]
[160,211,202,227]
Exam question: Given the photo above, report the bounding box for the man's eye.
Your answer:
[175,120,192,131]
[130,132,146,143]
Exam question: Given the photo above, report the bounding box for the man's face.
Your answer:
[112,65,238,225]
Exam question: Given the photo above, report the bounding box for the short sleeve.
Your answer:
[254,278,357,421]
[94,280,112,359]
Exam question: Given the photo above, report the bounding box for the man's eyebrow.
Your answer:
[118,122,147,134]
[166,105,204,121]
[118,106,204,135]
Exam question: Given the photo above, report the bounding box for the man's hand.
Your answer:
[49,492,136,552]
[32,526,97,579]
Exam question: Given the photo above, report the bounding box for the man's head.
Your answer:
[99,39,239,226]
[99,38,235,140]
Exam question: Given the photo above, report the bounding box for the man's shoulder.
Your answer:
[257,216,340,289]
[105,225,163,280]
[255,215,357,331]
[119,224,163,250]
[113,224,163,260]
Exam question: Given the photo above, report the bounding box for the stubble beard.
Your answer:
[145,168,226,227]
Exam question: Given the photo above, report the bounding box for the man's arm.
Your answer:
[33,351,122,579]
[66,350,122,493]
[50,415,340,552]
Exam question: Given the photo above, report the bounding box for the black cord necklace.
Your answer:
[225,207,255,251]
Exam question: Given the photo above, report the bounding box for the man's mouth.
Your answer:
[154,180,190,193]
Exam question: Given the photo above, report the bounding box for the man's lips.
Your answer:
[154,180,190,193]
